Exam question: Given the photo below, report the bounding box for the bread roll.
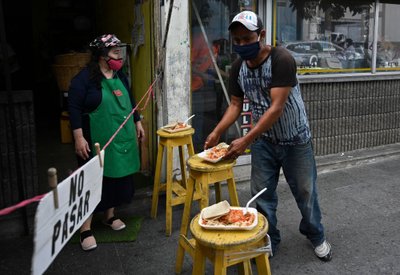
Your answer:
[202,200,230,219]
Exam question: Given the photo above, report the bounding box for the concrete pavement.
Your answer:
[1,144,400,275]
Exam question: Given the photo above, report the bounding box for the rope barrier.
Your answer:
[0,195,45,216]
[102,73,159,150]
[0,74,160,216]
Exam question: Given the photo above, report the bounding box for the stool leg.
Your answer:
[214,182,222,202]
[187,138,195,157]
[226,177,240,206]
[213,250,227,275]
[176,176,196,273]
[151,143,164,218]
[255,254,271,275]
[166,145,174,236]
[178,146,187,188]
[192,243,206,275]
[179,176,196,236]
[200,174,209,210]
[237,261,252,275]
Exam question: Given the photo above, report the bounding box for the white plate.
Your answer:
[161,123,192,133]
[197,150,223,163]
[197,143,229,163]
[199,207,258,231]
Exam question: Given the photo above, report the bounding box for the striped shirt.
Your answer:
[230,47,311,145]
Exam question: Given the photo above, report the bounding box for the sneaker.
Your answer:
[80,230,97,251]
[314,240,332,262]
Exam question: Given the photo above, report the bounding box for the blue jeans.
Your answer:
[251,138,325,252]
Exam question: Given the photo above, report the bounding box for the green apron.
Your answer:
[89,77,140,178]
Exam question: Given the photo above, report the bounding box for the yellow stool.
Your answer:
[151,128,196,236]
[175,154,240,273]
[190,213,271,275]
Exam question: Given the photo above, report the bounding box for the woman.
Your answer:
[68,34,145,251]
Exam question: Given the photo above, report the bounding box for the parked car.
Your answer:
[281,40,345,68]
[281,40,365,69]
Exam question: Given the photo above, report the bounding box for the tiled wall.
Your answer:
[301,79,400,156]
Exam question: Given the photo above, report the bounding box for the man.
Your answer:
[204,10,332,261]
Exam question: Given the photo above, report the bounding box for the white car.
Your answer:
[281,40,346,68]
[281,40,365,69]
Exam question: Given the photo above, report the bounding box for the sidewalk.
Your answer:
[1,144,400,275]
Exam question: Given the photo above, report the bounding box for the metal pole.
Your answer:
[372,0,380,73]
[162,0,175,49]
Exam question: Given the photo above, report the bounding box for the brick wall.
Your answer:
[301,77,400,156]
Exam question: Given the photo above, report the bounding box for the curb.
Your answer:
[316,142,400,174]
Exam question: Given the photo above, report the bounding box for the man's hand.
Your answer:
[204,131,220,150]
[223,136,249,160]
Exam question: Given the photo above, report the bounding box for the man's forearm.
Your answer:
[213,98,242,136]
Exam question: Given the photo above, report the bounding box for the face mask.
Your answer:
[233,36,260,60]
[106,57,123,71]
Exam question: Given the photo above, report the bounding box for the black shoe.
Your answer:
[314,240,332,262]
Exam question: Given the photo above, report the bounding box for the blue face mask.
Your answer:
[233,37,260,60]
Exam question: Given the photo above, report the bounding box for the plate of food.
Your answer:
[199,200,258,231]
[197,142,229,163]
[161,122,191,133]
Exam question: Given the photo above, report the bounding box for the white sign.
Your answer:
[31,151,104,275]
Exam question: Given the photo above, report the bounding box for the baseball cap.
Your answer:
[228,11,262,31]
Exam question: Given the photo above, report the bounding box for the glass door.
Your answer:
[190,0,259,153]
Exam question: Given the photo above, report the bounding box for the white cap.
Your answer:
[229,11,259,31]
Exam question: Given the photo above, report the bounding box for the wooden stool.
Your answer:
[190,213,271,275]
[175,155,240,273]
[151,128,196,236]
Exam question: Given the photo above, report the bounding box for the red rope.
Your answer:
[0,194,45,216]
[103,74,158,150]
[0,74,160,216]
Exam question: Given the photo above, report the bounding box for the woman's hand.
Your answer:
[73,129,90,160]
[136,121,145,142]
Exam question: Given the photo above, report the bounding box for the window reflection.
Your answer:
[190,0,244,152]
[276,0,374,73]
[376,4,400,71]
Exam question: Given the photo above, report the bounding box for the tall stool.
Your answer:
[175,155,240,273]
[190,213,271,275]
[151,128,197,236]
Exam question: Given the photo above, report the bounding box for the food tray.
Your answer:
[197,150,223,163]
[199,207,258,231]
[161,123,192,133]
[197,143,229,163]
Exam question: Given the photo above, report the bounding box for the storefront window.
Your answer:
[190,0,257,152]
[275,0,375,74]
[376,3,400,71]
[189,0,400,153]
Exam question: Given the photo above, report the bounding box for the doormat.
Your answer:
[69,215,143,244]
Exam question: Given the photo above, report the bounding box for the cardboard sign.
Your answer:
[31,151,104,275]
